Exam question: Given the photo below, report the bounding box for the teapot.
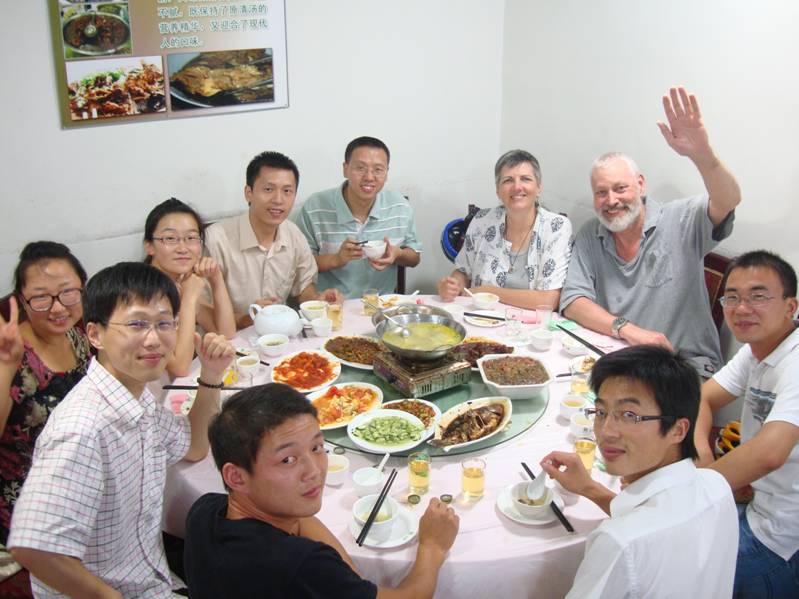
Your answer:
[248,304,303,337]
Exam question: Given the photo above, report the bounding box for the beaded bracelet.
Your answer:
[196,377,224,389]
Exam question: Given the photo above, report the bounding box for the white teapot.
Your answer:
[248,304,303,337]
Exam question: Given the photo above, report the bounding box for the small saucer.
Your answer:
[349,505,418,548]
[496,484,565,526]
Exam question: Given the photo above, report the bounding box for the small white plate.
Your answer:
[381,398,442,438]
[347,409,427,454]
[349,504,419,548]
[496,484,565,526]
[378,294,418,309]
[323,335,382,371]
[464,310,504,328]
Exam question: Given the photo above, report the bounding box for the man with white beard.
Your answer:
[560,87,741,377]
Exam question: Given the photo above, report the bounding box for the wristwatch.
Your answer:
[611,316,629,339]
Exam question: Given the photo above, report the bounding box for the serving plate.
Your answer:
[450,336,515,372]
[270,349,341,393]
[307,382,383,430]
[347,409,427,454]
[476,354,552,400]
[430,396,512,452]
[381,398,442,437]
[323,335,383,371]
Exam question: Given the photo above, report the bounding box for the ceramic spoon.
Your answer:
[526,471,548,503]
[376,452,390,472]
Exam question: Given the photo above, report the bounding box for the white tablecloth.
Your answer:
[162,297,625,599]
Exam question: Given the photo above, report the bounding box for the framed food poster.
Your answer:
[51,0,288,127]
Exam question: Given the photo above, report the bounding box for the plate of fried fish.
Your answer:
[429,396,512,452]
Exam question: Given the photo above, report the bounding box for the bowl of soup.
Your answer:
[375,313,466,361]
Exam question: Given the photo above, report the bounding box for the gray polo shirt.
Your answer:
[560,195,734,375]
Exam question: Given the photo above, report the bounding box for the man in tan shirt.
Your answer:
[206,151,342,329]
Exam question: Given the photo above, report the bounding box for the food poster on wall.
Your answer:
[53,0,288,127]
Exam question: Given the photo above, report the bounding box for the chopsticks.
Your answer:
[463,311,505,321]
[521,462,574,533]
[236,350,269,366]
[163,384,249,391]
[556,324,606,356]
[356,468,398,546]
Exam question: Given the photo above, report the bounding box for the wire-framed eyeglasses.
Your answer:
[584,407,673,427]
[21,288,82,312]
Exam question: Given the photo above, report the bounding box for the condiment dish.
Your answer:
[352,467,386,497]
[256,333,289,357]
[326,453,349,486]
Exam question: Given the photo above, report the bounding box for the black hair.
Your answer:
[208,384,317,487]
[245,151,300,189]
[13,241,88,296]
[344,136,390,165]
[590,345,700,460]
[82,262,180,326]
[723,250,797,298]
[143,198,206,253]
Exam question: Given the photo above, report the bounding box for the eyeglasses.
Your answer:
[107,319,179,335]
[22,288,82,312]
[350,165,387,178]
[152,235,202,246]
[718,293,776,309]
[584,407,672,427]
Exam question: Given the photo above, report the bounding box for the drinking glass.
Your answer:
[326,301,343,331]
[461,458,486,498]
[536,305,553,330]
[574,437,597,470]
[570,373,590,395]
[363,289,379,315]
[504,307,523,338]
[408,451,430,494]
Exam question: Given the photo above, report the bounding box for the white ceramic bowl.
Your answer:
[326,453,350,486]
[570,411,594,438]
[529,329,554,351]
[352,466,386,497]
[561,335,588,356]
[472,292,499,310]
[476,354,552,400]
[236,354,261,377]
[559,394,586,420]
[510,481,553,518]
[256,333,289,357]
[442,304,465,322]
[363,240,387,259]
[312,317,333,337]
[352,494,399,542]
[300,300,328,321]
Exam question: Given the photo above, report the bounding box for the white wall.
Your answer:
[0,1,505,293]
[501,0,799,272]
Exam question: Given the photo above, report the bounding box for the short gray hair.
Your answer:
[494,149,542,186]
[590,152,640,182]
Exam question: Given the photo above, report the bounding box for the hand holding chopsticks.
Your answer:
[521,462,575,533]
[356,468,398,546]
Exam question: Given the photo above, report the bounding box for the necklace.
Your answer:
[506,217,535,274]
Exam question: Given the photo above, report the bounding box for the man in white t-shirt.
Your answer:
[695,250,799,597]
[542,345,738,598]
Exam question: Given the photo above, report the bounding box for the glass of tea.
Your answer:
[362,288,379,315]
[408,451,430,495]
[574,437,597,470]
[326,301,343,331]
[570,372,590,395]
[461,458,486,498]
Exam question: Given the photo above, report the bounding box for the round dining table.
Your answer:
[162,296,625,599]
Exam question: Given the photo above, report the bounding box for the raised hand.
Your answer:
[195,332,234,383]
[540,450,595,496]
[437,276,463,302]
[336,238,365,266]
[0,297,24,366]
[657,86,714,163]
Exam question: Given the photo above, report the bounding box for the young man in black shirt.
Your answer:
[184,383,459,598]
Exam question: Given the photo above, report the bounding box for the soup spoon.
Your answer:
[526,471,548,504]
[363,299,411,337]
[84,13,98,38]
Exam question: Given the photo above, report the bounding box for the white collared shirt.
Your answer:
[567,459,738,599]
[9,359,191,598]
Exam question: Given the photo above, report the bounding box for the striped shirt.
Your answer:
[8,358,191,598]
[296,184,422,299]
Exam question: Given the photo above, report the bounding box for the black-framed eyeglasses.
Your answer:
[107,319,179,335]
[584,407,672,427]
[718,292,776,309]
[152,235,202,246]
[21,288,83,312]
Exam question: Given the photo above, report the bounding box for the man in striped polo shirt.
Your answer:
[297,136,421,299]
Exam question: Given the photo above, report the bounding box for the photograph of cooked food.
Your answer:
[449,337,514,367]
[271,350,339,392]
[383,400,437,428]
[324,336,383,367]
[481,356,550,386]
[310,384,380,429]
[168,48,274,110]
[61,4,131,58]
[66,57,166,121]
[431,401,507,447]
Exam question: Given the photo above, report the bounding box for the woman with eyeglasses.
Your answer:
[0,241,92,585]
[143,198,235,377]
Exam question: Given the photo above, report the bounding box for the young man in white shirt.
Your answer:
[542,345,738,598]
[694,250,799,597]
[8,262,234,598]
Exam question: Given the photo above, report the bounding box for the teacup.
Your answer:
[312,317,333,337]
[510,481,553,519]
[352,494,399,543]
[326,454,350,486]
[530,329,554,351]
[236,355,261,380]
[570,411,594,438]
[559,394,586,420]
[300,300,328,321]
[257,333,289,357]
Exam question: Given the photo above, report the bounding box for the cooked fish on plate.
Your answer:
[429,397,512,452]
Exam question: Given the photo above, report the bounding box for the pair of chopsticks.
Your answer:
[356,468,398,546]
[521,462,574,533]
[236,350,269,366]
[463,311,505,321]
[556,324,606,356]
[163,384,249,391]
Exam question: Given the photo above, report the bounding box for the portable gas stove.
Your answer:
[372,351,471,397]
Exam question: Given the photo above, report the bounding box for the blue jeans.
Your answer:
[734,505,799,598]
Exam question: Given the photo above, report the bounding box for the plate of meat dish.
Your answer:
[307,383,382,430]
[476,355,552,400]
[429,397,512,452]
[449,336,514,370]
[381,399,441,438]
[323,336,384,370]
[270,349,341,393]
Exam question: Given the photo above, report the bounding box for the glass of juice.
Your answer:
[363,289,379,315]
[574,437,597,470]
[570,373,590,395]
[461,458,486,498]
[408,451,430,495]
[326,301,343,331]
